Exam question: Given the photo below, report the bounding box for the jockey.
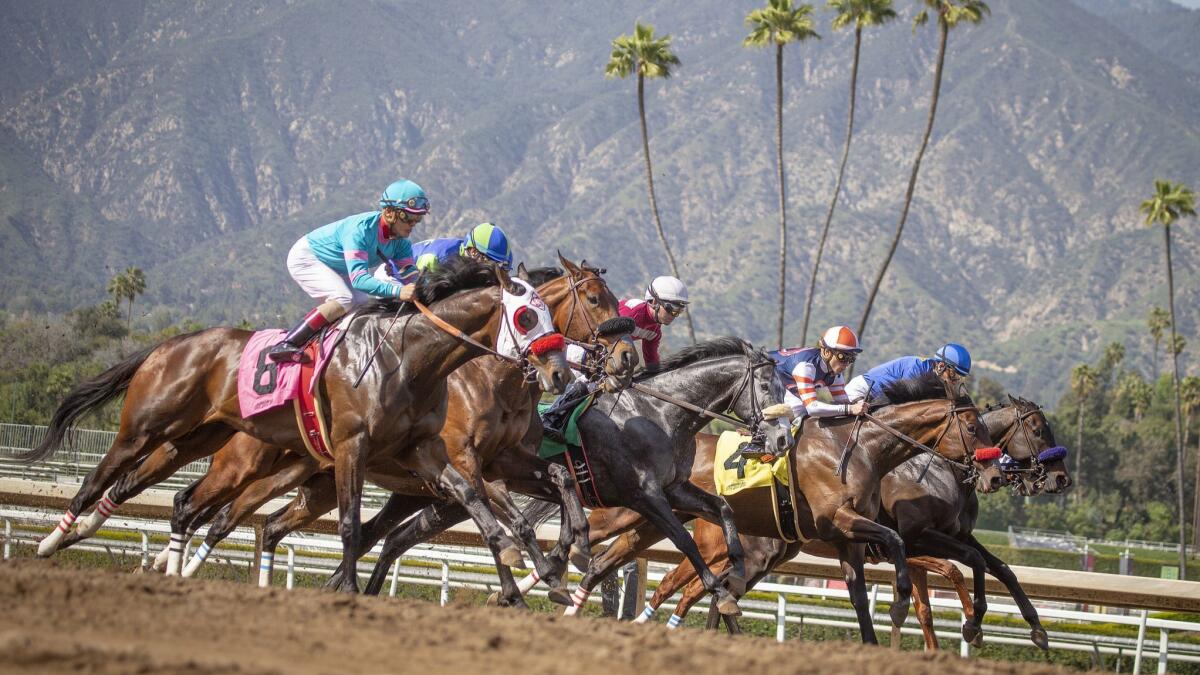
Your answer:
[541,275,689,442]
[844,343,972,402]
[373,222,514,284]
[767,325,866,420]
[267,179,428,363]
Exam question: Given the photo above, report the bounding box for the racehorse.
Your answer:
[150,258,637,605]
[989,395,1071,496]
[24,258,573,592]
[630,393,1064,650]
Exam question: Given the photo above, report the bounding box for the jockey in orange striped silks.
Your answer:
[767,325,867,420]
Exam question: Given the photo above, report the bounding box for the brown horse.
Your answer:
[537,373,1001,643]
[634,396,1062,650]
[26,259,572,592]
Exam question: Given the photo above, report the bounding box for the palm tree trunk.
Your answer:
[637,74,696,344]
[126,298,133,332]
[1153,340,1160,382]
[774,44,787,349]
[1192,421,1200,553]
[1165,223,1189,577]
[857,19,948,342]
[803,26,862,346]
[1075,401,1085,502]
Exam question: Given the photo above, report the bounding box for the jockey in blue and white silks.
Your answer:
[843,343,972,402]
[767,325,866,420]
[268,179,428,363]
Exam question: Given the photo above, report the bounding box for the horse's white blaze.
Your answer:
[165,533,185,576]
[257,551,275,588]
[37,510,76,557]
[181,541,211,578]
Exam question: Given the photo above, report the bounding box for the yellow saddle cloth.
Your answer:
[713,430,790,496]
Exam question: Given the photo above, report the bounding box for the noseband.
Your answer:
[557,269,632,378]
[994,402,1049,491]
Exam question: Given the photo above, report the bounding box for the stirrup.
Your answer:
[267,342,310,364]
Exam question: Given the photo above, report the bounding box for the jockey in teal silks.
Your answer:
[843,343,972,402]
[268,179,428,363]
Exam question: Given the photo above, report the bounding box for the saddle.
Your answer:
[535,395,605,508]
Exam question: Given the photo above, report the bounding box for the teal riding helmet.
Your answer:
[379,179,430,214]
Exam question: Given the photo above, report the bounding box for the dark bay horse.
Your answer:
[990,395,1072,496]
[635,393,1063,651]
[26,259,572,592]
[159,258,638,604]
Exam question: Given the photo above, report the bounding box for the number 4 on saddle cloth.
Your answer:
[535,394,607,508]
[236,327,343,462]
[714,428,807,544]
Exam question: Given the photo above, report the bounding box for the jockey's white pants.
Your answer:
[286,237,397,310]
[844,375,871,403]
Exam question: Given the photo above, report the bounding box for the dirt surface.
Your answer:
[0,560,1063,675]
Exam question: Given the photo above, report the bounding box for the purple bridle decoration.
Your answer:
[1037,446,1067,462]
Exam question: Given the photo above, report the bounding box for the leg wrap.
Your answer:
[37,511,77,557]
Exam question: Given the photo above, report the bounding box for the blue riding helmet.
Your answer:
[379,179,430,214]
[461,222,514,269]
[935,343,972,376]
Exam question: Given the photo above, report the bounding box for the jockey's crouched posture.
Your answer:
[268,179,428,363]
[843,343,972,402]
[541,275,689,442]
[767,325,868,422]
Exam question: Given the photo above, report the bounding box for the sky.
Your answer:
[1172,0,1200,7]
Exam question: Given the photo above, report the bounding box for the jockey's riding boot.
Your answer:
[541,380,591,443]
[268,308,331,364]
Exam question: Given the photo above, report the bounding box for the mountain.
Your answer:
[1072,0,1200,74]
[0,0,1197,403]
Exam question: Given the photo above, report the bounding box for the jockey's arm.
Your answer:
[342,234,403,298]
[640,332,661,368]
[790,363,851,418]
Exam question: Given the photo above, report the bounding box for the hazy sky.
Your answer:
[1172,0,1200,7]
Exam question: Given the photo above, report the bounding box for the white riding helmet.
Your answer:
[645,275,689,305]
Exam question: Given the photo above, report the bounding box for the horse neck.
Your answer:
[642,355,747,434]
[982,405,1022,458]
[388,286,504,384]
[858,400,952,479]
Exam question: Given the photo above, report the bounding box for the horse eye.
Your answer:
[588,295,600,306]
[967,425,976,435]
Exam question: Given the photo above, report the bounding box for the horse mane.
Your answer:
[635,336,750,379]
[524,266,564,287]
[877,371,971,406]
[357,256,498,316]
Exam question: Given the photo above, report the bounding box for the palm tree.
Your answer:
[605,22,695,343]
[1140,178,1196,578]
[107,271,131,327]
[1070,363,1097,501]
[800,0,895,345]
[121,266,146,331]
[856,0,989,342]
[1149,305,1170,380]
[744,0,821,348]
[1183,376,1200,549]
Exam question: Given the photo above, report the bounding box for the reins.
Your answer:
[628,352,774,433]
[836,402,978,485]
[412,299,523,365]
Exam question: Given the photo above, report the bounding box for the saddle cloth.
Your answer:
[713,430,790,496]
[535,395,605,508]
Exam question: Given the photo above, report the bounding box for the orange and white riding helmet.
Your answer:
[818,325,863,353]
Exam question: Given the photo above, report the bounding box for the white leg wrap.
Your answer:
[165,533,186,576]
[258,551,275,588]
[152,543,172,572]
[77,492,120,538]
[562,586,590,616]
[517,570,540,594]
[634,604,656,624]
[667,613,683,629]
[181,541,211,578]
[37,511,76,557]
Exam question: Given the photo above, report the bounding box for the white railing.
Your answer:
[2,504,1197,673]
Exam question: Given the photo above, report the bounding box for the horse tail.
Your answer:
[17,343,158,463]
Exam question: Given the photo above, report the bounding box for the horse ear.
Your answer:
[516,262,531,282]
[557,250,581,278]
[495,265,523,295]
[1007,394,1017,403]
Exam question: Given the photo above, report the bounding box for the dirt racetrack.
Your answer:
[0,560,1063,675]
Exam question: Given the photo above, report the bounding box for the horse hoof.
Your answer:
[500,547,526,569]
[889,598,911,627]
[716,593,742,616]
[547,586,574,607]
[722,573,747,597]
[962,622,984,648]
[569,545,590,573]
[1030,627,1049,651]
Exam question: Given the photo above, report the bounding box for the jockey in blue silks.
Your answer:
[844,343,973,402]
[268,179,428,363]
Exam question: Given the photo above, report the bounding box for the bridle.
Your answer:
[838,399,982,485]
[991,401,1049,491]
[555,266,633,378]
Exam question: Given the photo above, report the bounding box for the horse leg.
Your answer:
[909,555,973,649]
[965,535,1048,650]
[545,462,590,570]
[836,542,878,644]
[254,471,334,586]
[362,500,470,596]
[60,443,172,548]
[833,504,911,630]
[564,517,670,617]
[330,434,370,594]
[630,489,740,617]
[436,464,524,570]
[325,491,437,591]
[905,564,935,651]
[904,531,989,648]
[482,482,571,606]
[663,480,746,593]
[516,505,645,600]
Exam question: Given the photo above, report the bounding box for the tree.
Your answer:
[605,22,695,343]
[1099,341,1125,387]
[856,0,989,342]
[1139,178,1196,578]
[1116,373,1152,423]
[744,0,821,348]
[107,267,147,332]
[1070,363,1097,500]
[1183,376,1200,549]
[800,0,895,345]
[1148,305,1170,380]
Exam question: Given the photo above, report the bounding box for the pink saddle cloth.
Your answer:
[237,329,340,419]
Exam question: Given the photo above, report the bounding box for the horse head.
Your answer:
[493,264,572,395]
[993,395,1070,495]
